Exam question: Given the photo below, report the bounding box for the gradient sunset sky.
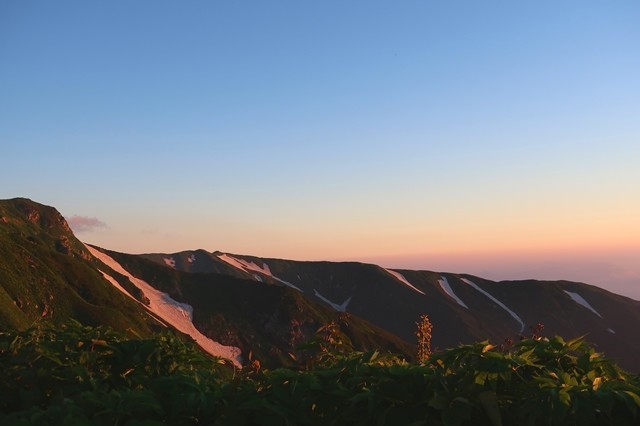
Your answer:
[2,1,639,299]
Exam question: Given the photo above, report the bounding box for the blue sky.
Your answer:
[2,1,639,299]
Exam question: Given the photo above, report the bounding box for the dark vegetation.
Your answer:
[1,321,639,425]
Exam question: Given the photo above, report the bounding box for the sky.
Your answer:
[1,1,639,300]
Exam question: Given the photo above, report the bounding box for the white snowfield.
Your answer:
[461,278,525,333]
[563,290,603,318]
[313,289,352,312]
[384,269,426,295]
[187,254,196,263]
[97,270,138,303]
[98,270,169,327]
[438,276,468,309]
[163,257,176,268]
[85,245,243,367]
[217,253,303,292]
[608,328,616,334]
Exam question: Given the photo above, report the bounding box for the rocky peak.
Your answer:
[2,198,89,260]
[13,198,72,232]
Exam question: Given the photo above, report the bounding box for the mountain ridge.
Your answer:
[0,198,413,368]
[142,247,640,371]
[1,198,639,371]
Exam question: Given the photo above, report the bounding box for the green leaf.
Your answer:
[592,377,602,391]
[558,390,571,406]
[622,390,640,407]
[428,395,448,410]
[482,344,495,353]
[475,372,487,386]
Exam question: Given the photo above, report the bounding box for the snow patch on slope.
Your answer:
[97,270,138,303]
[384,269,425,295]
[86,245,242,367]
[98,270,168,327]
[563,290,603,318]
[438,276,468,309]
[163,257,176,268]
[187,254,196,263]
[217,253,302,292]
[218,253,270,275]
[313,289,351,312]
[608,328,616,334]
[461,278,525,333]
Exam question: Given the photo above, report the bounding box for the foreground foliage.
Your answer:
[1,322,639,425]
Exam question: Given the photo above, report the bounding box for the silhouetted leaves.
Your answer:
[1,322,639,425]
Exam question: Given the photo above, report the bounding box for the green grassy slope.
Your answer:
[142,250,640,372]
[0,198,156,336]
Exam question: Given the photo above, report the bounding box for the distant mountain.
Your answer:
[142,250,640,372]
[1,198,639,371]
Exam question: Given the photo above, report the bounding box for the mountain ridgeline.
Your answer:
[1,198,639,371]
[138,249,640,372]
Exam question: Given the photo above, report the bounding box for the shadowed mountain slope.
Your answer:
[102,248,413,367]
[149,250,640,372]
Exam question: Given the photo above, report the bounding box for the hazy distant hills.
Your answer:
[1,198,639,371]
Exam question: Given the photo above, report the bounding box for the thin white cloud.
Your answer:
[66,215,108,233]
